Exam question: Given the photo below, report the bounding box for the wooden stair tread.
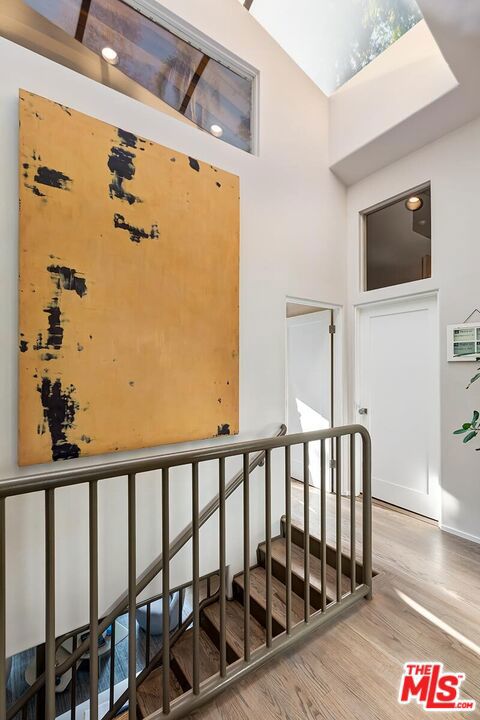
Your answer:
[234,566,313,628]
[137,666,183,718]
[171,627,220,688]
[203,599,266,658]
[260,537,350,598]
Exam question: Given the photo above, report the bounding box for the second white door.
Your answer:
[357,295,440,519]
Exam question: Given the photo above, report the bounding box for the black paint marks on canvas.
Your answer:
[114,213,159,243]
[217,424,231,436]
[117,127,137,149]
[55,102,72,117]
[34,166,72,191]
[108,146,140,205]
[188,157,200,172]
[34,266,87,351]
[38,377,80,461]
[44,299,63,349]
[25,183,46,198]
[48,265,87,298]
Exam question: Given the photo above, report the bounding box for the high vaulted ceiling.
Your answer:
[244,0,480,185]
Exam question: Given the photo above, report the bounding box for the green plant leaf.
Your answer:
[467,372,480,388]
[472,410,480,424]
[463,430,478,443]
[454,428,470,434]
[462,422,472,430]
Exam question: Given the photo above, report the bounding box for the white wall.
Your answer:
[0,0,347,656]
[347,115,480,545]
[287,312,331,485]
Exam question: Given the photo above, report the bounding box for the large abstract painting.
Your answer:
[18,90,239,466]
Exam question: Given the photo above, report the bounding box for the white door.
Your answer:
[357,295,440,519]
[287,311,332,486]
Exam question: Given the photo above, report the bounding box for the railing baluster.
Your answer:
[71,633,77,720]
[178,588,183,631]
[285,446,292,634]
[109,620,115,711]
[265,449,272,647]
[219,457,227,677]
[320,440,327,612]
[243,453,250,662]
[350,434,356,594]
[36,645,46,720]
[0,497,6,720]
[145,604,151,666]
[303,444,310,622]
[362,433,373,600]
[128,473,136,720]
[45,488,56,720]
[336,437,342,602]
[162,468,170,714]
[192,462,200,695]
[89,481,99,720]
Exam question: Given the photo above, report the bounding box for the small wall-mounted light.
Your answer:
[101,47,119,65]
[210,124,224,138]
[405,196,423,211]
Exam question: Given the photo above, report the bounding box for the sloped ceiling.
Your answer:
[330,0,480,183]
[244,0,480,185]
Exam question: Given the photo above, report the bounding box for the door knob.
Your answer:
[358,407,368,415]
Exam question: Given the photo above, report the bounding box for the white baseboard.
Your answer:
[440,523,480,545]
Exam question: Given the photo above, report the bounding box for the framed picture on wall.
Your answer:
[447,323,480,362]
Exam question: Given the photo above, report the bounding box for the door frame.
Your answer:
[285,296,347,492]
[353,290,441,519]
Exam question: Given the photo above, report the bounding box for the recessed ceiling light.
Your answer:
[101,47,119,65]
[405,196,423,211]
[210,124,224,138]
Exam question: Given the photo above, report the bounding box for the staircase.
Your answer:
[1,424,372,720]
[134,517,354,718]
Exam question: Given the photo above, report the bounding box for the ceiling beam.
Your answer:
[74,0,92,42]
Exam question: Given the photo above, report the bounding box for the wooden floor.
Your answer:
[189,483,480,719]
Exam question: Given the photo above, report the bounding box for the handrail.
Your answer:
[0,425,289,498]
[4,424,288,715]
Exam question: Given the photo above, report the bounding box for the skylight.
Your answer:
[248,0,423,95]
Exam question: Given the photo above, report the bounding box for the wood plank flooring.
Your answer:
[188,482,480,719]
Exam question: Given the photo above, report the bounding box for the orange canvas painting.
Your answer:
[18,90,239,465]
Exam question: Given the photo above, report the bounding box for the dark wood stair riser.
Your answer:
[169,656,191,694]
[280,517,366,583]
[257,547,322,610]
[232,578,285,636]
[201,613,239,665]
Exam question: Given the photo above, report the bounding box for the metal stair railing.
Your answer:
[0,423,372,720]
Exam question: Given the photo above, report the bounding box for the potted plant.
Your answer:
[453,366,480,446]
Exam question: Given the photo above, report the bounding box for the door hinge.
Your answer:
[329,324,336,335]
[329,458,336,469]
